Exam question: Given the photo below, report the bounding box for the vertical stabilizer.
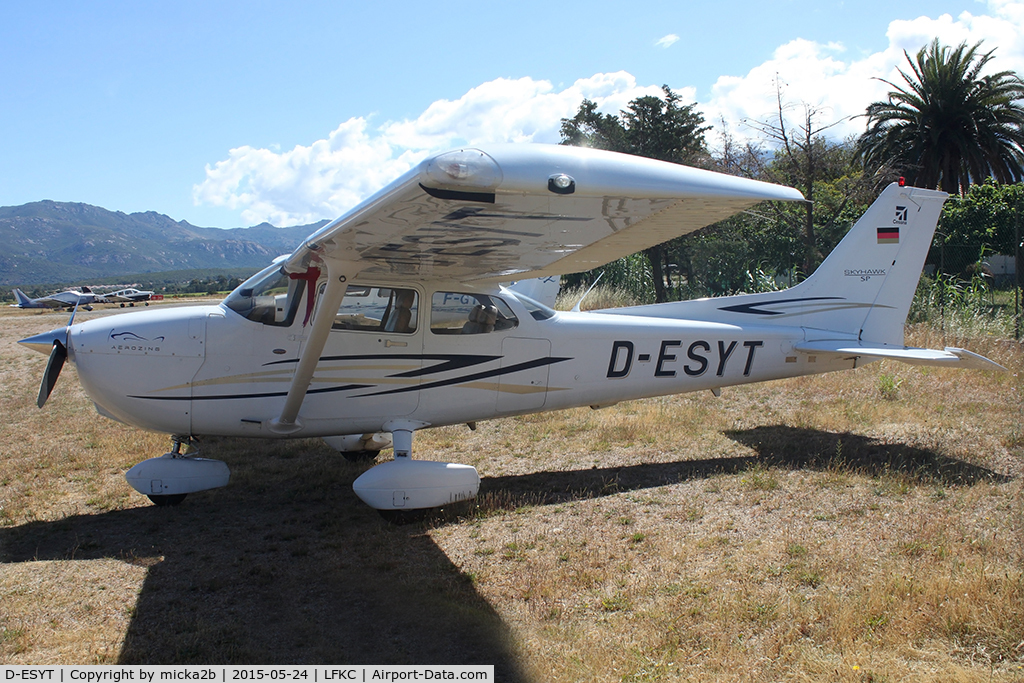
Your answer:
[784,183,947,345]
[13,289,35,307]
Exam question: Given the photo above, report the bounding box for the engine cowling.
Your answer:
[125,453,230,496]
[353,459,479,510]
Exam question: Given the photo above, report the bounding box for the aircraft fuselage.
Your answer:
[65,282,852,440]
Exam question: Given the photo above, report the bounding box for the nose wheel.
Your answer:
[126,436,230,506]
[148,493,188,507]
[146,437,194,506]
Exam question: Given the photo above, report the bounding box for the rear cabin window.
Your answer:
[332,286,418,334]
[430,292,518,335]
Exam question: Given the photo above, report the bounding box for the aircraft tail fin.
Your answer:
[13,289,34,307]
[599,183,1007,370]
[780,182,947,345]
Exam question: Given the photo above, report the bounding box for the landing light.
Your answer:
[548,173,575,195]
[440,162,471,179]
[424,149,502,189]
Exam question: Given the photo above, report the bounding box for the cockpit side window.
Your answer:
[507,291,557,320]
[332,285,419,334]
[224,265,304,326]
[430,292,518,335]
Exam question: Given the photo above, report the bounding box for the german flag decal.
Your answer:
[877,227,900,244]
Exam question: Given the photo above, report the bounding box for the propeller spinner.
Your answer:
[19,307,78,408]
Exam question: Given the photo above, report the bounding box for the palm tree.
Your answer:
[856,39,1024,194]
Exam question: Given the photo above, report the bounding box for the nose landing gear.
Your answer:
[125,436,230,507]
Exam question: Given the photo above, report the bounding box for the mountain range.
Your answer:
[0,200,329,286]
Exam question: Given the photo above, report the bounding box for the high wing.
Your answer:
[283,144,805,282]
[272,143,805,432]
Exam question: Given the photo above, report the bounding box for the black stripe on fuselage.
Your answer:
[357,356,571,397]
[718,297,845,316]
[130,354,570,402]
[263,353,501,378]
[129,384,374,402]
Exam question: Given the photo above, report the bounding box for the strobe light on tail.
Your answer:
[17,144,1005,518]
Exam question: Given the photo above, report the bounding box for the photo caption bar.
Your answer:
[0,666,493,683]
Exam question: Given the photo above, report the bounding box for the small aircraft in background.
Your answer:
[19,144,1005,520]
[103,287,155,307]
[11,286,104,311]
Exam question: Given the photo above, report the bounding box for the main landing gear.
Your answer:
[125,436,230,507]
[352,420,480,523]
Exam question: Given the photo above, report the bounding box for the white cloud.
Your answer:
[195,1,1024,226]
[656,34,680,48]
[193,73,661,226]
[193,118,415,227]
[699,1,1024,147]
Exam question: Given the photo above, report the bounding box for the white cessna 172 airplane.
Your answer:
[20,144,1004,518]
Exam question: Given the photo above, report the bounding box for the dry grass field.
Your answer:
[1,303,1022,681]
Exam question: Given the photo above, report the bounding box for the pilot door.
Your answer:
[420,290,536,420]
[302,283,424,420]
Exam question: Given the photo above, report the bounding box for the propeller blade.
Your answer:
[37,340,67,408]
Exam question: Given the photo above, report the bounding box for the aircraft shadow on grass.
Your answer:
[481,425,1010,507]
[0,426,1009,674]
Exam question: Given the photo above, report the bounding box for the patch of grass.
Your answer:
[2,308,1023,680]
[878,373,903,400]
[797,570,823,588]
[741,464,779,491]
[786,543,808,557]
[599,592,632,613]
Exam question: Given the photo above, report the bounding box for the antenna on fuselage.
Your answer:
[571,271,604,312]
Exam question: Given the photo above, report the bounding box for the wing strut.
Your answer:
[270,260,355,434]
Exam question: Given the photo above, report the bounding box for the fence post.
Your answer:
[936,222,947,340]
[1016,195,1021,340]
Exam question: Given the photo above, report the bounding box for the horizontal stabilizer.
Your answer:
[795,341,1006,372]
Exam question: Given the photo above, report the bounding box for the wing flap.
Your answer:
[795,341,1006,371]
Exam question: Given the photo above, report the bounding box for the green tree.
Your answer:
[857,39,1024,194]
[560,86,711,301]
[674,148,872,296]
[740,78,880,277]
[934,179,1024,279]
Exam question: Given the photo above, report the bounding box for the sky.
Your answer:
[2,0,1023,229]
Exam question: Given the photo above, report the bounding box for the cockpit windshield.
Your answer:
[224,264,305,326]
